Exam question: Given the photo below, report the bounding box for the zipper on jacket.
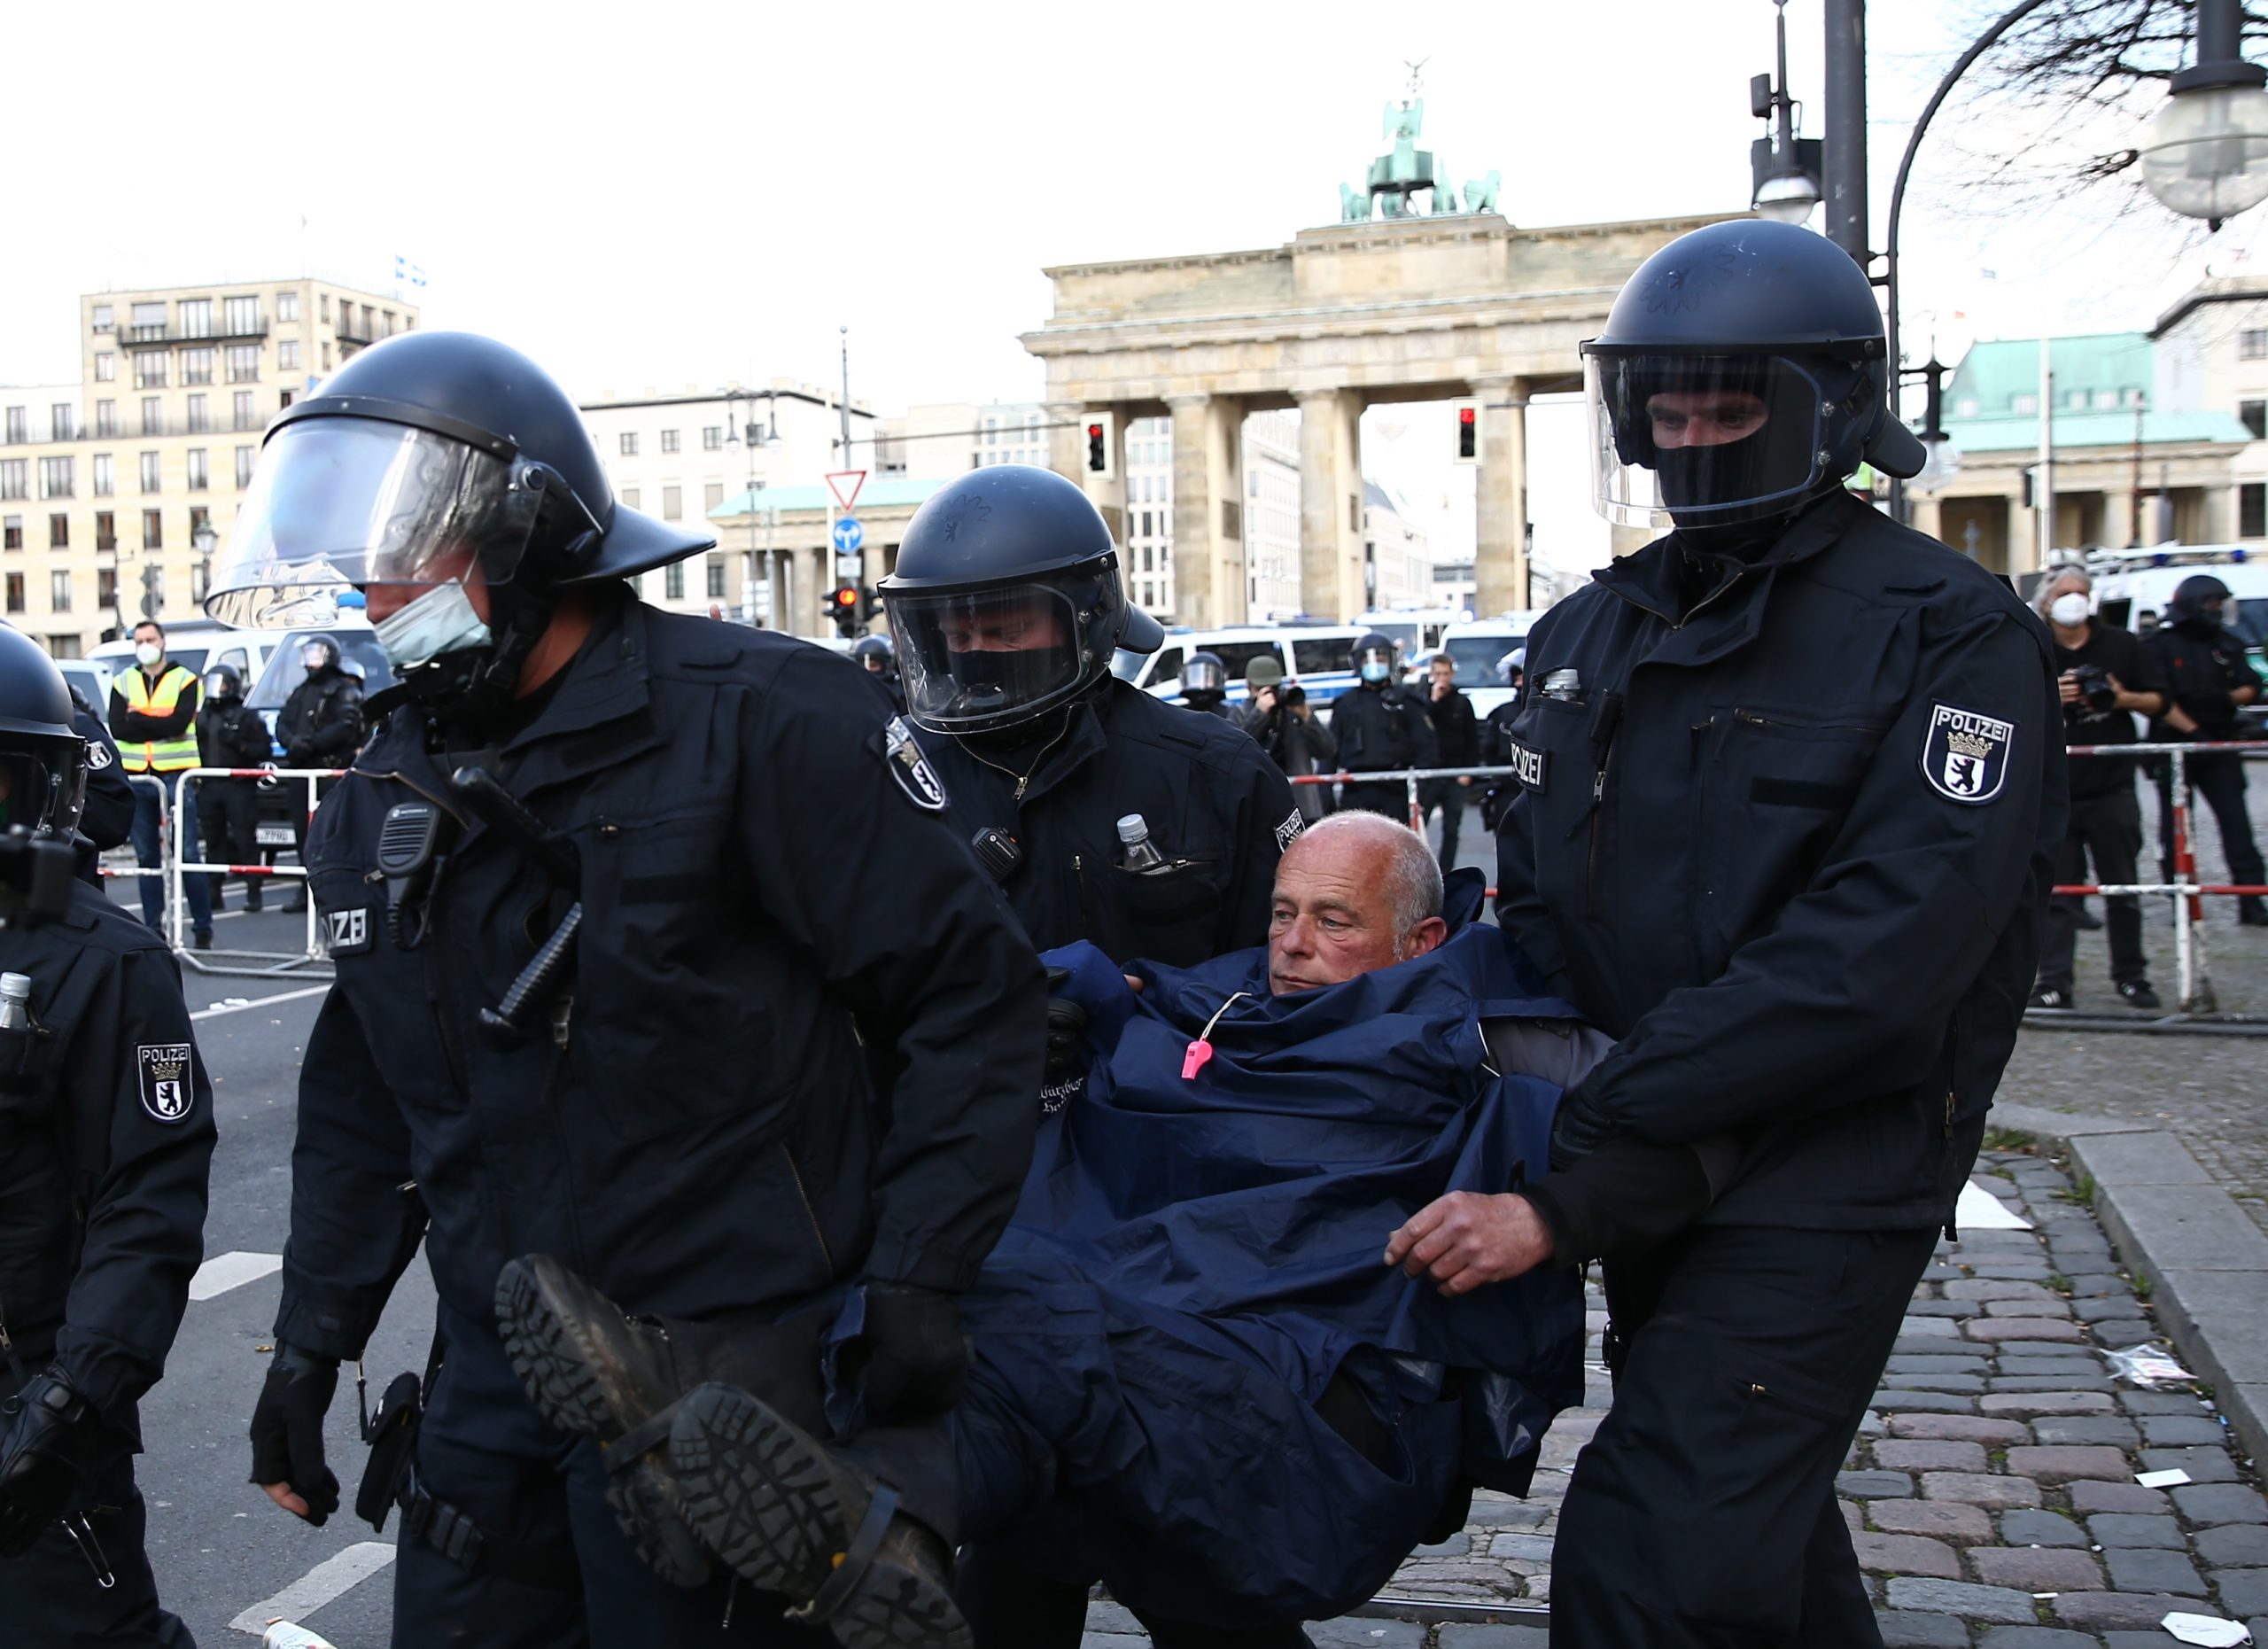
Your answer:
[1945,1088,1957,1139]
[1586,696,1623,909]
[778,1143,838,1280]
[1735,709,1890,735]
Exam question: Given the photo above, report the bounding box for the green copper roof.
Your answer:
[709,477,949,520]
[1937,332,2251,452]
[1949,409,2255,452]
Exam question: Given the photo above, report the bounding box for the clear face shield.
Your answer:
[887,564,1122,735]
[1182,657,1225,695]
[0,742,79,836]
[1355,645,1396,684]
[1585,353,1832,529]
[203,671,235,702]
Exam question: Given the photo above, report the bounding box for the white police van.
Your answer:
[1433,614,1545,720]
[2085,547,2268,656]
[1115,626,1372,710]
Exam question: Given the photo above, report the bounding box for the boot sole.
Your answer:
[671,1383,970,1649]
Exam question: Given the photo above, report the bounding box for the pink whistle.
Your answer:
[1180,1039,1214,1081]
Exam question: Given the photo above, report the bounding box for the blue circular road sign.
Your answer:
[832,515,866,555]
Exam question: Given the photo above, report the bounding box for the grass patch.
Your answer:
[2055,1173,2099,1209]
[2128,1270,2154,1301]
[1983,1124,2037,1154]
[2047,1272,2072,1295]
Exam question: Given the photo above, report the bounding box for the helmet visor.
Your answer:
[1182,657,1224,694]
[1586,354,1829,528]
[889,569,1120,734]
[203,416,551,628]
[0,742,78,836]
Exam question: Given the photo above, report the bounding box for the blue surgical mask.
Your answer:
[375,580,492,673]
[1359,659,1392,684]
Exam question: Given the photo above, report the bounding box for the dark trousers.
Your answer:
[1423,779,1467,867]
[1550,1224,1938,1649]
[0,1447,194,1648]
[195,781,260,910]
[127,772,209,937]
[2039,787,2148,992]
[955,1548,1311,1649]
[2155,750,2267,892]
[394,1306,827,1649]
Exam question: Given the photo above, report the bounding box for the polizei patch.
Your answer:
[325,906,371,953]
[882,716,949,813]
[85,739,113,771]
[1504,737,1549,794]
[137,1044,194,1123]
[1922,704,2014,805]
[1274,809,1304,851]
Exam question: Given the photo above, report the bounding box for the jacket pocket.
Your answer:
[1077,852,1228,968]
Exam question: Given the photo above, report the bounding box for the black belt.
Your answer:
[399,1466,581,1594]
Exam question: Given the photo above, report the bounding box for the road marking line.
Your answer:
[191,984,330,1021]
[190,1250,284,1301]
[229,1541,397,1635]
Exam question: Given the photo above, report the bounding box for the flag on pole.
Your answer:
[393,254,427,288]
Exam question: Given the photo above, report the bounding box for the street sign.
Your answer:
[825,471,866,513]
[831,515,865,556]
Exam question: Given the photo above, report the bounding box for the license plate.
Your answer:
[254,825,294,846]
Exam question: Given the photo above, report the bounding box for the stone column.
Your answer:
[1910,495,1944,546]
[1472,376,1530,617]
[2101,489,2137,551]
[1169,393,1246,629]
[2205,484,2235,547]
[1296,388,1363,620]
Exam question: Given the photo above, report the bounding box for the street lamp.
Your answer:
[191,520,218,608]
[726,387,784,625]
[2140,0,2268,225]
[1749,0,1823,225]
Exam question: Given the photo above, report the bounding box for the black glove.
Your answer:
[1550,1090,1618,1173]
[1043,967,1088,1084]
[249,1343,340,1525]
[0,1365,98,1556]
[853,1285,967,1422]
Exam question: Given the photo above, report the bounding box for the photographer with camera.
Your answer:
[1239,657,1336,823]
[2032,566,2169,1010]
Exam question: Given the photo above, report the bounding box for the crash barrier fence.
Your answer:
[113,766,348,978]
[1290,745,2268,1034]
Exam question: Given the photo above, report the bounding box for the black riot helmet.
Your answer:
[203,664,243,702]
[1181,651,1227,700]
[1350,631,1399,687]
[202,331,713,714]
[0,626,87,838]
[1581,218,1924,530]
[880,464,1165,735]
[299,635,341,675]
[850,634,896,673]
[2169,574,2233,631]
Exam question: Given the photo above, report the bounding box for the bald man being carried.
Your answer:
[498,817,1713,1646]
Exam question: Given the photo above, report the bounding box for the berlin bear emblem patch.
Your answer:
[1922,704,2014,805]
[882,716,949,813]
[137,1043,194,1123]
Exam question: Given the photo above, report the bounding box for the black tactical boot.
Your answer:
[493,1256,715,1587]
[670,1381,968,1649]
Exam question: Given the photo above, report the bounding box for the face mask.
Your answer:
[135,642,163,668]
[2048,593,2091,626]
[302,646,332,672]
[376,580,493,673]
[1359,659,1392,684]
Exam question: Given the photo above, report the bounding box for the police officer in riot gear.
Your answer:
[1327,633,1436,821]
[210,331,1045,1649]
[196,665,274,914]
[850,633,904,712]
[0,624,214,1648]
[274,636,364,909]
[1477,219,2063,1647]
[881,463,1303,1647]
[1177,650,1234,719]
[883,464,1301,971]
[2143,573,2268,924]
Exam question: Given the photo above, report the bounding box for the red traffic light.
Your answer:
[831,584,859,609]
[1457,407,1476,425]
[1086,423,1107,472]
[1456,402,1478,461]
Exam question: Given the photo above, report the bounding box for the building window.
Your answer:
[95,401,116,438]
[4,574,20,613]
[178,298,212,338]
[186,394,209,434]
[620,486,640,511]
[223,295,260,334]
[233,391,257,431]
[0,461,26,502]
[48,514,66,549]
[279,389,294,410]
[1,517,17,551]
[37,457,71,500]
[93,455,113,496]
[94,351,115,383]
[2093,389,2120,410]
[236,447,255,488]
[277,291,299,323]
[2,407,21,443]
[2067,388,2088,410]
[321,342,331,369]
[140,397,162,436]
[142,509,162,550]
[140,452,160,493]
[660,429,680,455]
[662,486,682,520]
[189,505,209,541]
[134,353,166,389]
[319,293,330,323]
[95,512,115,552]
[278,340,299,371]
[49,571,69,612]
[2011,393,2039,416]
[128,301,165,335]
[90,304,113,334]
[703,425,723,451]
[181,347,214,386]
[2243,401,2266,440]
[186,449,208,491]
[97,566,117,607]
[2244,329,2268,361]
[50,403,74,439]
[707,559,727,599]
[226,345,260,383]
[619,432,640,456]
[703,481,725,512]
[664,563,685,600]
[2246,483,2268,538]
[381,310,394,337]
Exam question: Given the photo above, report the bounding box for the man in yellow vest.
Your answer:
[107,618,213,948]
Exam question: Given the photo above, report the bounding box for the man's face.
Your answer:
[361,542,488,625]
[132,625,162,656]
[1429,658,1455,689]
[1649,388,1769,450]
[1267,832,1444,994]
[937,595,1067,654]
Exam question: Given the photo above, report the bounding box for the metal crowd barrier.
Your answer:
[163,766,347,978]
[1286,763,1518,834]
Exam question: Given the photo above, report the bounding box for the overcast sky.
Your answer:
[10,0,2264,583]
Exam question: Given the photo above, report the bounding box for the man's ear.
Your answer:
[1403,916,1449,961]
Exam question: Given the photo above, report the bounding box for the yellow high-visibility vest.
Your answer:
[120,665,200,773]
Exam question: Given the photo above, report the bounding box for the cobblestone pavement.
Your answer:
[1078,1149,2267,1646]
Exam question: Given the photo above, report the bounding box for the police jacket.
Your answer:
[198,696,274,773]
[276,669,364,768]
[2143,618,2262,739]
[0,879,214,1442]
[71,689,134,856]
[1328,682,1438,775]
[1495,492,2064,1233]
[274,595,1047,1363]
[918,678,1303,968]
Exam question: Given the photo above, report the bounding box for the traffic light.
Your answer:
[1451,398,1480,464]
[829,582,861,638]
[862,585,885,620]
[1086,424,1106,471]
[1081,410,1115,479]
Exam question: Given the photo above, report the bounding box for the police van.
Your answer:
[1115,626,1372,710]
[2085,547,2268,657]
[1434,614,1544,719]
